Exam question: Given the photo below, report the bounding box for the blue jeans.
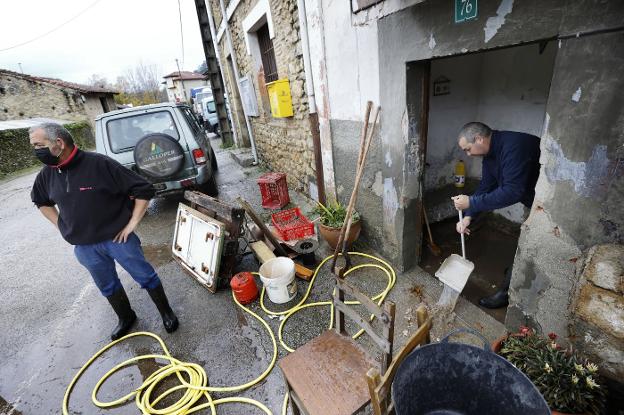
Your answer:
[74,233,161,297]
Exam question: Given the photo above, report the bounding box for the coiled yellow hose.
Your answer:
[62,252,395,414]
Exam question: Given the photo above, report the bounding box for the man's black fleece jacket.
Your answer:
[31,149,155,245]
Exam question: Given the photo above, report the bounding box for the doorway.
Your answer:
[414,41,557,322]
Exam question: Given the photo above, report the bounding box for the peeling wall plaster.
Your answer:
[484,0,514,43]
[544,138,612,198]
[428,33,436,50]
[572,87,582,103]
[383,177,399,226]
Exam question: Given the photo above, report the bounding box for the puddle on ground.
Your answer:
[420,216,520,323]
[142,245,174,267]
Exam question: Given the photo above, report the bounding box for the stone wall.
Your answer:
[0,73,112,129]
[0,121,94,178]
[506,30,624,339]
[211,0,315,193]
[570,244,624,384]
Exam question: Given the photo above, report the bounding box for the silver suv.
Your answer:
[95,103,218,197]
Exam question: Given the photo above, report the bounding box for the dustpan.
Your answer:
[436,210,474,308]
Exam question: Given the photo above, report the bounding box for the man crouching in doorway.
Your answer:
[29,122,178,340]
[451,122,541,309]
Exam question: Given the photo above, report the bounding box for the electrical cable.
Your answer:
[0,0,103,53]
[62,252,396,414]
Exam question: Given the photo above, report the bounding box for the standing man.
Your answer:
[30,123,178,340]
[451,122,541,308]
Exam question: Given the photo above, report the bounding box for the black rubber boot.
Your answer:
[147,283,179,333]
[106,286,137,341]
[479,267,512,309]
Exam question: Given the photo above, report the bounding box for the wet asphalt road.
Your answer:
[0,141,315,415]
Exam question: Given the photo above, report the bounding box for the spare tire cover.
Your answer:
[133,133,185,179]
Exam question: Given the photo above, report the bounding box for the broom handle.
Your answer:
[459,210,466,259]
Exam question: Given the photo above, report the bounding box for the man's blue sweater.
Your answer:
[465,130,541,218]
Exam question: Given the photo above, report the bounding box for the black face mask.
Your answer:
[34,147,61,166]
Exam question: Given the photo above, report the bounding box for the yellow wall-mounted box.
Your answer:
[266,78,294,118]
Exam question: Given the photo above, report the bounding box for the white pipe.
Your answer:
[297,0,316,114]
[205,0,239,147]
[217,0,259,164]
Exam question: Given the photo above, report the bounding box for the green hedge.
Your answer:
[0,121,94,178]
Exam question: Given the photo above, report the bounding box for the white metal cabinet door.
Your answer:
[172,204,225,290]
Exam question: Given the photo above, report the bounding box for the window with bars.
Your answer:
[257,24,278,83]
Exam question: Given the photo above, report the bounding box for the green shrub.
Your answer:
[0,121,93,178]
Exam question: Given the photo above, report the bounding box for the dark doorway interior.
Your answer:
[415,40,557,320]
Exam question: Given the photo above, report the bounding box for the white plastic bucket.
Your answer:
[259,257,297,304]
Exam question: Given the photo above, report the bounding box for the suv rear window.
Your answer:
[106,111,179,153]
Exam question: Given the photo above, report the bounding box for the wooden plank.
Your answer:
[366,368,385,415]
[237,197,289,256]
[336,278,388,321]
[294,263,313,281]
[380,301,396,375]
[278,330,375,415]
[250,241,276,263]
[333,301,391,354]
[377,311,432,398]
[250,241,313,281]
[185,191,245,224]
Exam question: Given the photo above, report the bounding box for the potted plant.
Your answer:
[313,200,361,249]
[493,327,606,415]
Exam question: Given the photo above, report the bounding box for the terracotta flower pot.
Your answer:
[319,220,361,250]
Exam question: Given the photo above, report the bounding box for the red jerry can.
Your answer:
[230,272,259,305]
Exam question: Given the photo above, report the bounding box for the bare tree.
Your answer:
[86,74,112,89]
[114,62,165,106]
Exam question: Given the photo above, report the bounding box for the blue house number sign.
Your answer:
[455,0,478,23]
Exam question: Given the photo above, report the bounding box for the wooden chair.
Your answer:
[278,277,396,415]
[366,305,432,415]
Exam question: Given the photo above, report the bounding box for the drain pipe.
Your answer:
[297,0,326,205]
[217,0,259,164]
[205,0,240,148]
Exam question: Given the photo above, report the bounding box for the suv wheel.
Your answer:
[199,173,218,196]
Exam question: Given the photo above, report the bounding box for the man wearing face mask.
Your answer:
[450,122,541,309]
[29,122,179,340]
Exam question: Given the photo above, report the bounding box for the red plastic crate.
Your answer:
[257,172,290,209]
[271,208,315,241]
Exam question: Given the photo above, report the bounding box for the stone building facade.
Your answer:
[208,0,316,193]
[0,69,117,130]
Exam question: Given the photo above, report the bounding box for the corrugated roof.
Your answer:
[163,70,207,81]
[0,69,118,94]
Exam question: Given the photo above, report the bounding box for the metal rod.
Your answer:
[459,210,466,259]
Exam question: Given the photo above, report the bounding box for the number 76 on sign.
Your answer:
[455,0,478,23]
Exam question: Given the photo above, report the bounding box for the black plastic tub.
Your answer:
[392,329,550,415]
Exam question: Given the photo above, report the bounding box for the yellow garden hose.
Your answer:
[62,252,396,415]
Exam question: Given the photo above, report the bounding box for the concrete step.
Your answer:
[228,147,255,168]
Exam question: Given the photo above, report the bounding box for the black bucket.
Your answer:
[392,329,549,415]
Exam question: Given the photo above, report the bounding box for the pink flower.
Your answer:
[519,326,531,335]
[548,332,557,340]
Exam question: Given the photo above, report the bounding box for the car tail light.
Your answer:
[192,148,206,165]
